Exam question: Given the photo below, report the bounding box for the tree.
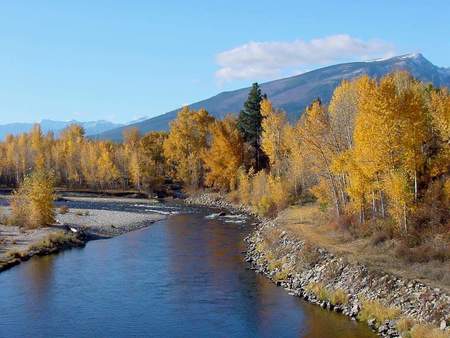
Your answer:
[11,169,55,228]
[123,128,142,189]
[140,131,168,190]
[163,107,215,188]
[203,116,244,191]
[237,83,267,170]
[59,124,85,186]
[297,99,346,216]
[260,99,290,177]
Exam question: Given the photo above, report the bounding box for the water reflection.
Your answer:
[0,206,376,338]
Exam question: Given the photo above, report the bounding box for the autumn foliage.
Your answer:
[10,170,55,228]
[0,72,448,238]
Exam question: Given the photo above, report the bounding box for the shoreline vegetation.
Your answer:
[0,195,166,273]
[0,71,448,336]
[185,193,449,338]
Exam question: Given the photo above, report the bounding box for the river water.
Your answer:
[0,202,375,338]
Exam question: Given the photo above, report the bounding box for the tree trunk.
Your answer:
[379,191,386,218]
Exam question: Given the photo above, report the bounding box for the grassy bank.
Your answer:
[276,204,450,293]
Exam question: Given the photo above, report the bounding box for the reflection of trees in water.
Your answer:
[21,255,56,311]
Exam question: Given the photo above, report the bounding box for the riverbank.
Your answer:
[186,193,450,338]
[0,197,166,272]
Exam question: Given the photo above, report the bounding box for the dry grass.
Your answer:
[28,232,82,252]
[395,240,450,263]
[409,324,450,338]
[396,317,415,334]
[358,299,400,324]
[305,282,330,302]
[274,204,450,292]
[305,282,349,305]
[273,269,290,281]
[329,288,349,305]
[5,249,25,259]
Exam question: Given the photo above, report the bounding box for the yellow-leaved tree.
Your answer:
[11,169,55,228]
[260,99,290,177]
[163,107,215,188]
[203,116,244,191]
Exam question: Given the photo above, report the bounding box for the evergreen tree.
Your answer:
[237,82,267,170]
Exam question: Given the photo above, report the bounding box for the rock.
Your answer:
[378,324,388,333]
[440,320,447,330]
[350,303,360,317]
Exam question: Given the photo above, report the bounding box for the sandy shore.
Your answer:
[56,208,166,237]
[0,204,166,272]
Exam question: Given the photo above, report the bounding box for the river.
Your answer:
[0,201,375,338]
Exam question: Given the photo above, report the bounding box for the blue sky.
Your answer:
[0,1,449,124]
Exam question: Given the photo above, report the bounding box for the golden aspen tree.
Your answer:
[383,170,414,233]
[59,124,85,186]
[123,128,142,189]
[30,124,46,170]
[163,107,214,188]
[140,131,168,190]
[11,169,55,228]
[238,167,253,205]
[328,79,361,150]
[97,142,120,189]
[260,99,290,177]
[80,141,100,188]
[203,116,244,191]
[428,89,450,178]
[297,100,345,216]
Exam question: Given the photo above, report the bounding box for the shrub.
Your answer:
[305,282,330,302]
[329,289,349,305]
[370,230,390,246]
[5,249,24,259]
[274,269,289,281]
[358,299,400,324]
[267,259,282,271]
[395,241,450,263]
[305,283,349,305]
[10,170,55,228]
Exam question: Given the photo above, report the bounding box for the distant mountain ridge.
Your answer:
[0,119,124,140]
[96,53,450,141]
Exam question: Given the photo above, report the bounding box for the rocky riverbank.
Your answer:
[185,192,259,218]
[187,193,450,338]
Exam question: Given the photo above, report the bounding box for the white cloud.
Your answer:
[215,35,395,82]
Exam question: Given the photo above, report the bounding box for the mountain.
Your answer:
[97,53,450,141]
[0,119,124,140]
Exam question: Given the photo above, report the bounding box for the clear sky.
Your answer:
[0,1,449,124]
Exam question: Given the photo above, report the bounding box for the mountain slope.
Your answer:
[97,53,450,140]
[0,119,124,140]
